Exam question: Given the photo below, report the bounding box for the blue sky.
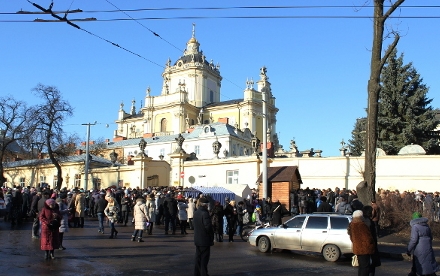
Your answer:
[1,1,439,157]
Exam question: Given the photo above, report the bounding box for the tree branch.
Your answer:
[383,0,406,20]
[379,33,400,72]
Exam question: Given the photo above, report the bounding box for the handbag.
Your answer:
[145,221,150,228]
[352,255,359,267]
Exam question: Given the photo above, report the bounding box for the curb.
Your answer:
[378,242,440,262]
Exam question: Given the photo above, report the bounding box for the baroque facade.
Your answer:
[113,25,279,155]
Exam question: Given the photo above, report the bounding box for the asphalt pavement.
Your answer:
[1,216,439,276]
[377,232,440,262]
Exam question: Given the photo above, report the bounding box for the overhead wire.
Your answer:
[101,0,242,101]
[3,3,439,101]
[103,0,182,53]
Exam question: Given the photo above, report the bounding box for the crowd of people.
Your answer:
[1,184,439,275]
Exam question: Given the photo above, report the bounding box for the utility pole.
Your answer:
[262,88,268,200]
[82,121,97,190]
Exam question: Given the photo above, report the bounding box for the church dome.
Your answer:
[398,144,426,155]
[187,37,198,44]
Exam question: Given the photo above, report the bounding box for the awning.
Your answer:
[183,186,235,204]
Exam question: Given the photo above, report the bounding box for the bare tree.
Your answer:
[357,0,405,205]
[0,96,37,185]
[33,84,74,190]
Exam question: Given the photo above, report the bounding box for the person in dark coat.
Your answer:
[210,201,224,242]
[270,199,283,227]
[193,197,214,276]
[56,194,71,250]
[30,191,42,238]
[163,194,178,235]
[317,196,333,212]
[350,198,364,212]
[121,193,132,226]
[223,200,238,242]
[39,198,61,260]
[407,212,439,276]
[95,193,108,234]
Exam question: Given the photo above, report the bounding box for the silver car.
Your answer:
[248,213,352,261]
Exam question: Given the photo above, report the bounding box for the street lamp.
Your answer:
[198,108,204,125]
[139,138,147,189]
[82,121,97,190]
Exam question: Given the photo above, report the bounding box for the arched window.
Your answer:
[160,118,167,132]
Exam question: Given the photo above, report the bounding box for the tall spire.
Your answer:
[186,23,200,54]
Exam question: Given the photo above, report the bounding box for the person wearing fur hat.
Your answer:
[132,197,149,242]
[39,198,61,260]
[407,212,439,276]
[347,210,375,276]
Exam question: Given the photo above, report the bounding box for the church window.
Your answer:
[194,145,200,156]
[74,174,81,187]
[210,90,214,103]
[20,177,25,187]
[160,118,167,132]
[53,175,58,187]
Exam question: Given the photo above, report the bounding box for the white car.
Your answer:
[248,213,353,261]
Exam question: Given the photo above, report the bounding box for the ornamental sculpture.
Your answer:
[212,137,222,159]
[174,133,186,154]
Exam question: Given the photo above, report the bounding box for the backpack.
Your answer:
[251,212,256,222]
[243,213,249,224]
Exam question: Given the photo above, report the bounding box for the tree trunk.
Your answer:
[358,0,404,205]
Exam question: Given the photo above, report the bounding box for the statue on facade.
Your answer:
[109,150,118,166]
[166,58,171,67]
[185,114,190,129]
[260,66,268,81]
[174,133,186,153]
[212,137,222,159]
[197,110,202,125]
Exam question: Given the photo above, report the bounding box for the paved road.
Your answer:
[0,218,414,276]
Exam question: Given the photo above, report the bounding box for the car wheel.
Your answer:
[258,236,271,253]
[322,244,340,262]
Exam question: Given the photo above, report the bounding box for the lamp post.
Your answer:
[82,121,97,190]
[198,108,204,125]
[139,138,147,189]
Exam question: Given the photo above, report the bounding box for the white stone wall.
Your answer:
[176,155,440,193]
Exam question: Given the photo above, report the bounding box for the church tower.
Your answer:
[160,24,222,108]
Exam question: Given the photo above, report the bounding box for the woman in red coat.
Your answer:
[39,198,61,260]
